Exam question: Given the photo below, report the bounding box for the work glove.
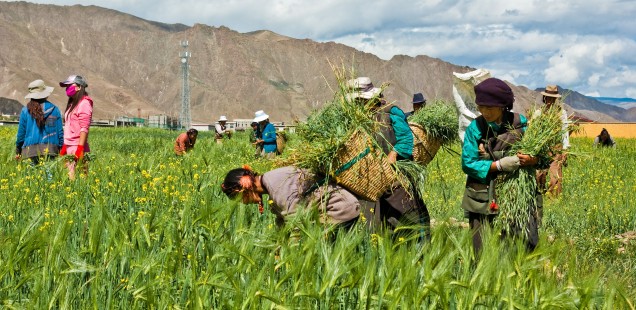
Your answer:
[75,145,85,160]
[60,144,68,155]
[497,155,520,172]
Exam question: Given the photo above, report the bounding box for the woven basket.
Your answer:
[332,130,395,201]
[276,132,286,155]
[409,122,442,165]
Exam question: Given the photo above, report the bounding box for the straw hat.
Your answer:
[25,80,54,99]
[541,85,561,98]
[218,115,228,122]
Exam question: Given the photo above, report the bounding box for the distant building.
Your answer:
[233,119,253,131]
[116,116,145,127]
[192,123,212,132]
[148,115,179,129]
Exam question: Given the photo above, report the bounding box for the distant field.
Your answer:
[0,127,634,308]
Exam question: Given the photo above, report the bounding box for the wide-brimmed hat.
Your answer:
[253,110,269,122]
[25,79,54,99]
[541,85,561,98]
[346,77,382,100]
[219,115,228,122]
[412,93,426,104]
[59,75,88,87]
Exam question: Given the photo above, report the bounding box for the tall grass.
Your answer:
[0,126,633,308]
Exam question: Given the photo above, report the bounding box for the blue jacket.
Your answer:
[261,122,277,153]
[16,101,64,152]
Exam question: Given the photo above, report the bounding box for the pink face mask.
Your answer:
[65,85,78,97]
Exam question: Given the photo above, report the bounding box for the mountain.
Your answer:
[0,97,22,115]
[0,2,622,123]
[533,86,633,122]
[593,97,636,110]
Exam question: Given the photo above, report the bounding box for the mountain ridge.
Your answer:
[0,2,625,123]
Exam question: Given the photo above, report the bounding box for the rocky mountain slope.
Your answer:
[0,2,620,123]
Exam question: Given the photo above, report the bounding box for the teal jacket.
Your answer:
[461,113,527,183]
[389,106,413,159]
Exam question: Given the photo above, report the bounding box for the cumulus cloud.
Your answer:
[13,0,636,97]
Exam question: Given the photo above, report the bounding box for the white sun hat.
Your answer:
[346,77,382,100]
[218,115,228,121]
[253,110,269,122]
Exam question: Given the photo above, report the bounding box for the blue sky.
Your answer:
[10,0,636,98]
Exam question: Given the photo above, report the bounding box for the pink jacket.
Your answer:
[64,95,93,146]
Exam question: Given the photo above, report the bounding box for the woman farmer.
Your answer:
[15,79,64,165]
[221,165,360,229]
[346,77,429,240]
[59,75,93,180]
[174,128,198,155]
[593,128,616,148]
[461,77,540,254]
[253,110,277,158]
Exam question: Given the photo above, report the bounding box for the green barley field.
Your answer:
[0,126,634,309]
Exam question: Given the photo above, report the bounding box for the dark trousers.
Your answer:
[467,207,539,255]
[362,183,430,241]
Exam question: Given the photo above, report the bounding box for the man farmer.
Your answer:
[405,92,427,119]
[215,115,232,143]
[535,85,570,197]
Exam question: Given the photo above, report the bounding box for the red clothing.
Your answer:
[174,133,195,155]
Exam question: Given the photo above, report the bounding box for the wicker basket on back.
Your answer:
[276,132,286,155]
[332,130,395,201]
[409,122,442,165]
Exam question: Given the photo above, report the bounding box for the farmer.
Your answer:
[405,92,427,119]
[253,110,277,159]
[215,115,232,143]
[174,128,198,155]
[221,165,360,229]
[594,128,616,148]
[347,77,429,240]
[15,79,64,165]
[249,121,263,158]
[59,75,93,180]
[535,85,570,197]
[461,77,541,254]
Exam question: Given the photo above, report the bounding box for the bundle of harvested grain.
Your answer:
[407,100,459,165]
[495,103,569,233]
[285,65,403,201]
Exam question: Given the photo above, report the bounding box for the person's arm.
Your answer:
[461,121,494,183]
[15,108,27,156]
[389,107,413,160]
[54,107,64,147]
[74,98,93,159]
[593,137,600,147]
[262,124,277,143]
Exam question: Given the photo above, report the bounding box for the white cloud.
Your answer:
[7,0,636,98]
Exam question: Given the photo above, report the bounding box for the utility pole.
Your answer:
[179,41,191,129]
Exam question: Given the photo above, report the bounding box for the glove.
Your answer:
[75,145,85,160]
[60,144,67,155]
[497,155,520,172]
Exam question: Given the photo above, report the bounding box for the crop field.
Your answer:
[0,126,634,308]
